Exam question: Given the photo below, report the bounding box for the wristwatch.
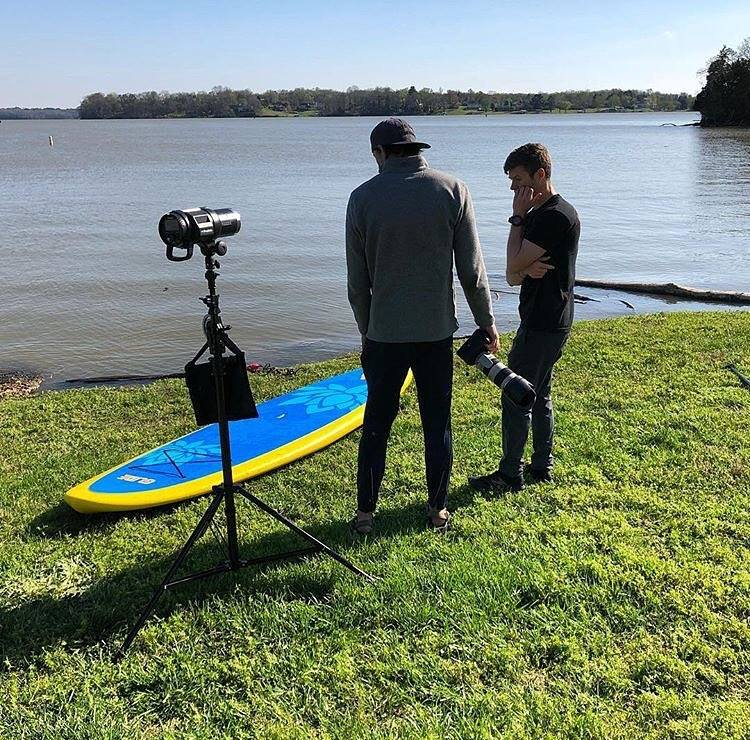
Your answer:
[508,215,524,227]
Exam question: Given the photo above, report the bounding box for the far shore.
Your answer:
[3,108,699,122]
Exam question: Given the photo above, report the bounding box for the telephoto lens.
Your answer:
[158,207,241,261]
[457,329,536,410]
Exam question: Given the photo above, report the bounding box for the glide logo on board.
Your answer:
[117,474,156,485]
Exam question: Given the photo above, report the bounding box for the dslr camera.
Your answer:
[457,329,536,410]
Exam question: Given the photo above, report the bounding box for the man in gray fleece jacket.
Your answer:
[346,118,497,535]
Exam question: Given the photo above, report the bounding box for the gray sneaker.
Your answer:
[524,465,552,484]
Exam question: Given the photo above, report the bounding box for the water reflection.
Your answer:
[696,127,750,239]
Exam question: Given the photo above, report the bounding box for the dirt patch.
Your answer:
[0,372,43,401]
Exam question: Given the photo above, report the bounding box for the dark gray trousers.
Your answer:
[499,326,569,480]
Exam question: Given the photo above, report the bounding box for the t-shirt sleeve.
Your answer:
[524,210,570,260]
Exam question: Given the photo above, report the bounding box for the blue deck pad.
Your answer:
[91,369,367,495]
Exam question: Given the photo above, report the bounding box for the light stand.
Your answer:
[116,240,372,659]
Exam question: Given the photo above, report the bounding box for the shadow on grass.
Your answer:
[5,487,481,667]
[2,527,337,666]
[25,500,185,539]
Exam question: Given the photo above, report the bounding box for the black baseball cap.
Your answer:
[369,118,431,150]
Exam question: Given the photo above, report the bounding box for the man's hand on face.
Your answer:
[482,324,499,353]
[512,186,546,217]
[523,258,555,280]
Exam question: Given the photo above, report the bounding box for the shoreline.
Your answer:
[4,305,748,398]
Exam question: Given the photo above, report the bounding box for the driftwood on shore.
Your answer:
[726,364,750,390]
[63,363,297,386]
[66,372,185,384]
[574,280,750,305]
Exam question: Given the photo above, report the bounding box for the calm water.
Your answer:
[1,113,748,383]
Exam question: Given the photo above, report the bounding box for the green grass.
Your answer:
[2,312,750,739]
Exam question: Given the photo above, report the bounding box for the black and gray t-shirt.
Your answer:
[519,194,580,331]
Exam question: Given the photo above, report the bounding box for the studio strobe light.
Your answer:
[117,207,372,659]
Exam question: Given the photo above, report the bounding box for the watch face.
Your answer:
[508,215,523,226]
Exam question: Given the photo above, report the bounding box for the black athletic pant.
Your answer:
[357,337,453,514]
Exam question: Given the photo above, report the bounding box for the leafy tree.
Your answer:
[694,40,750,126]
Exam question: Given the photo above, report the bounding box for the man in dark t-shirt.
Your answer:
[470,143,580,492]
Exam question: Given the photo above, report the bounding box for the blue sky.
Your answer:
[3,0,749,107]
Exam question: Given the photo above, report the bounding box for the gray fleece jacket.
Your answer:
[345,154,494,342]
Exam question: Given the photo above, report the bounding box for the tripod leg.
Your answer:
[224,487,241,568]
[115,488,226,660]
[236,487,375,582]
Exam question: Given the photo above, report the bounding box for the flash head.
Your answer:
[158,207,241,261]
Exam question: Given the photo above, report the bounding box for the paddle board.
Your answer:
[65,368,412,513]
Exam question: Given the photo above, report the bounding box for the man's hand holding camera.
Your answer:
[482,323,499,353]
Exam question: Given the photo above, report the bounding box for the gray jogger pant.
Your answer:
[499,326,570,480]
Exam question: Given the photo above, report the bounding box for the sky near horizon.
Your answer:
[3,0,749,108]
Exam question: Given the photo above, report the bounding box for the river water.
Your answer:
[1,112,748,384]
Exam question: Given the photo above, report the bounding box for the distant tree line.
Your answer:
[0,107,78,120]
[79,88,261,119]
[78,86,693,119]
[694,39,750,126]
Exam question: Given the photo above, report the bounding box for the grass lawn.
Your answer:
[1,312,749,739]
